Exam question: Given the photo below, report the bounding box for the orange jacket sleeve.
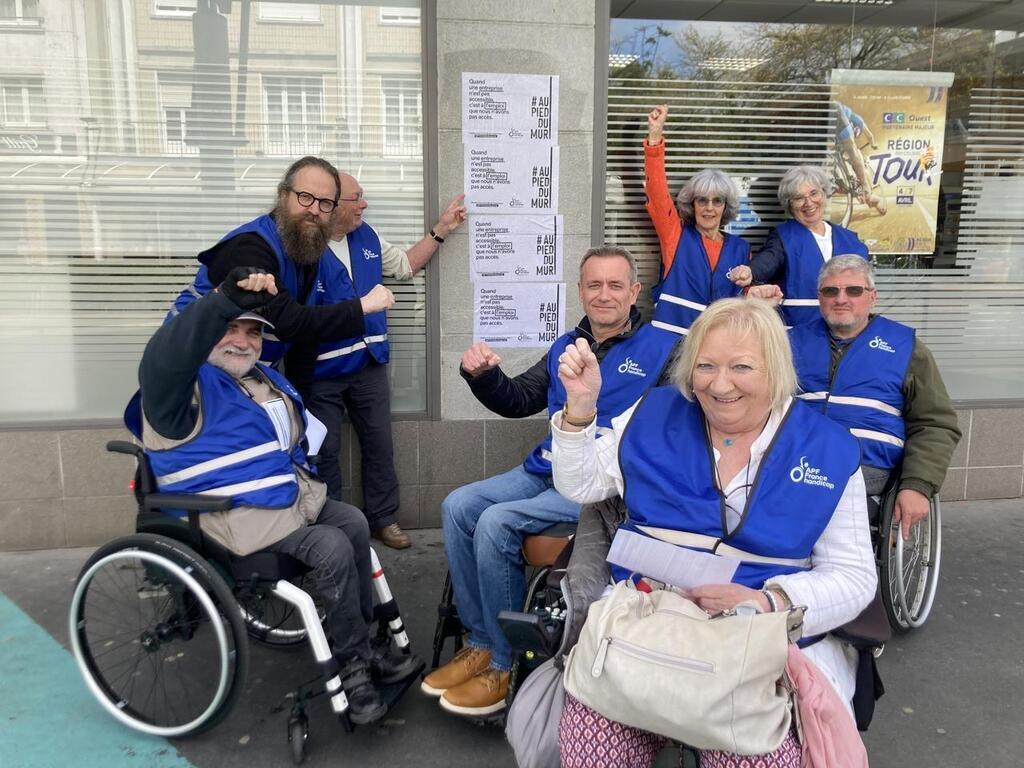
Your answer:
[644,139,683,277]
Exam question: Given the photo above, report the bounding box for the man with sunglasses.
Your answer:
[786,256,960,538]
[167,156,396,399]
[308,172,467,549]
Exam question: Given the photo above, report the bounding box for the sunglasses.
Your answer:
[694,196,726,208]
[818,285,870,298]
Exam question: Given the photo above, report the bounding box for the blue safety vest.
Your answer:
[618,388,860,588]
[790,316,914,470]
[651,224,749,336]
[144,363,309,515]
[313,223,389,379]
[522,323,679,476]
[166,214,322,365]
[776,220,868,327]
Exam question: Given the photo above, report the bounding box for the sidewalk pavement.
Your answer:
[1,499,1021,768]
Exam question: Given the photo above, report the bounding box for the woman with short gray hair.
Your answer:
[644,104,750,336]
[729,164,868,327]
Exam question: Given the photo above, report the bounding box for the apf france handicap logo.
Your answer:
[790,456,835,490]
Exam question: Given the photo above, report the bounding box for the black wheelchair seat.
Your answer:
[229,551,310,583]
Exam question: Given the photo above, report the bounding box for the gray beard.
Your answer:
[275,204,330,266]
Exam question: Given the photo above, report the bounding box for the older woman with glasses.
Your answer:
[644,104,749,336]
[730,165,869,327]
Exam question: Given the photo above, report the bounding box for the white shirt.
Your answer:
[328,232,414,282]
[812,220,833,262]
[550,396,877,709]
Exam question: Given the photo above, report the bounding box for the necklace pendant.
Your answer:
[723,438,734,447]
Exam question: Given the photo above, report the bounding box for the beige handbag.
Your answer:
[563,580,801,756]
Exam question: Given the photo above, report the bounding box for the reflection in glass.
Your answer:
[0,1,426,423]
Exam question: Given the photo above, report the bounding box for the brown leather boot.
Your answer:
[371,523,411,550]
[420,646,491,697]
[439,668,510,716]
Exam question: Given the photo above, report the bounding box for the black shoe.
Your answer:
[372,652,422,685]
[338,660,387,725]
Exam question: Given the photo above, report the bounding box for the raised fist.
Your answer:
[361,284,395,314]
[460,341,502,378]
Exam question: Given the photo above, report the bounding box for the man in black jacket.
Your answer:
[421,246,678,718]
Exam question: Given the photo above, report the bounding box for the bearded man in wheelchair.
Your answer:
[132,266,418,725]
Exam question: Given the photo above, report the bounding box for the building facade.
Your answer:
[0,0,1020,550]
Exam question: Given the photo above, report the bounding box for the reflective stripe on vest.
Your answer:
[651,319,689,335]
[316,334,389,363]
[199,473,297,498]
[155,440,282,486]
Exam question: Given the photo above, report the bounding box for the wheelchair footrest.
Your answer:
[378,654,426,707]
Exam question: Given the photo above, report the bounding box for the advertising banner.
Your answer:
[829,69,954,255]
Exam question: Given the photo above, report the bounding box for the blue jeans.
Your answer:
[441,464,580,670]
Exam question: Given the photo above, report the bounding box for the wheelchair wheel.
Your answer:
[880,494,942,633]
[69,533,249,737]
[236,574,324,649]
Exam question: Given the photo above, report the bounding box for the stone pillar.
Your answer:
[433,1,599,419]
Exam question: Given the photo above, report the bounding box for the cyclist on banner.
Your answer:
[835,100,887,216]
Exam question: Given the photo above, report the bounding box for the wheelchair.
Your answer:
[871,468,942,633]
[69,441,423,764]
[428,520,576,722]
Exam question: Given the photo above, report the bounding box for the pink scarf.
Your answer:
[786,646,870,768]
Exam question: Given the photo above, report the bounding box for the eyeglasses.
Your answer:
[288,188,337,213]
[694,196,726,208]
[791,189,824,206]
[818,285,871,298]
[338,190,365,203]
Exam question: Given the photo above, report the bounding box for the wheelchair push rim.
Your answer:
[69,534,248,737]
[882,495,942,632]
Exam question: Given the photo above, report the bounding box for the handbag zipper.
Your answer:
[591,636,716,677]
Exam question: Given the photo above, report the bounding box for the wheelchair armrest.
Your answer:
[143,493,233,513]
[106,440,144,458]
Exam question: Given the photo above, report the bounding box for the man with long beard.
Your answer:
[167,156,395,397]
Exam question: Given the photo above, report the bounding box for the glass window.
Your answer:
[258,3,320,23]
[0,1,427,425]
[381,77,422,157]
[0,0,40,21]
[379,6,419,25]
[607,14,1024,402]
[151,0,196,18]
[1,77,44,126]
[156,72,196,154]
[262,75,324,155]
